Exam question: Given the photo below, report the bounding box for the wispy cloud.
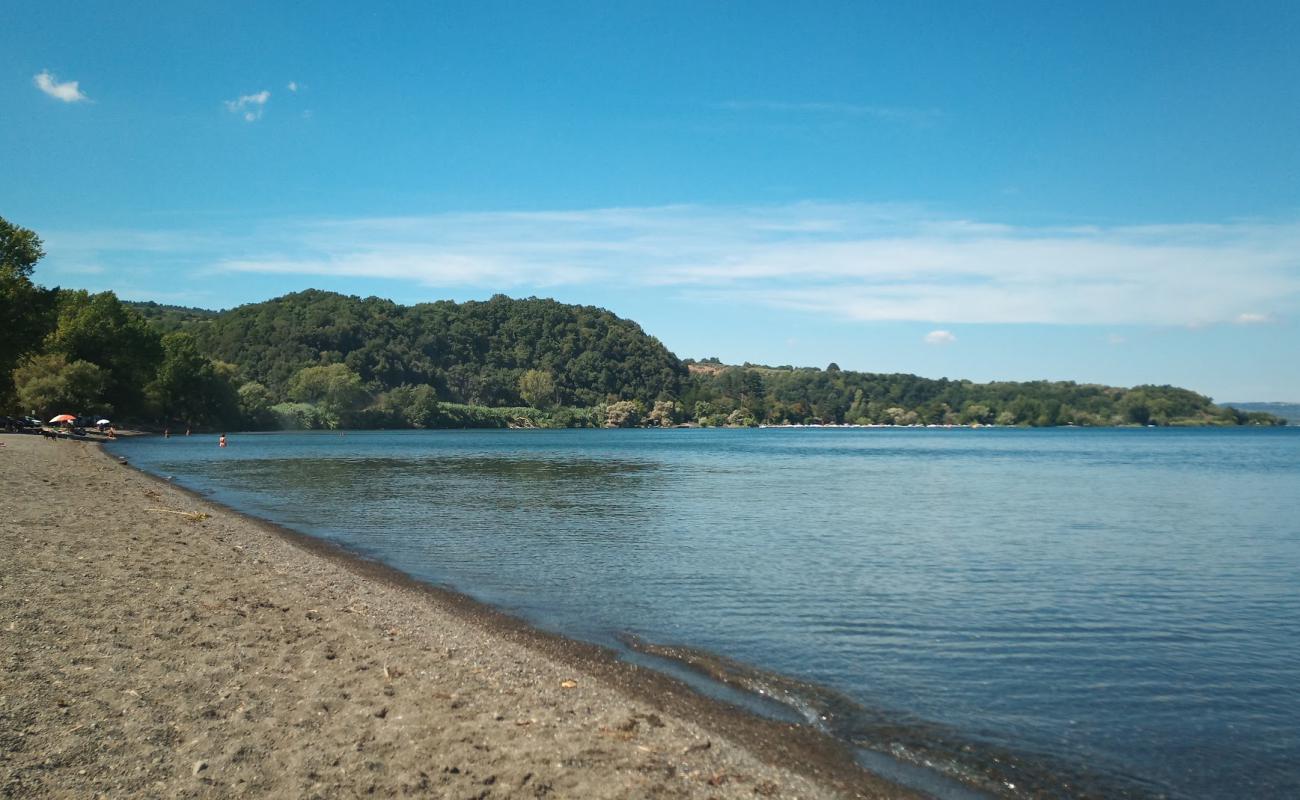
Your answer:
[286,81,299,92]
[923,330,956,345]
[719,100,943,126]
[34,70,88,102]
[225,89,271,121]
[41,204,1300,327]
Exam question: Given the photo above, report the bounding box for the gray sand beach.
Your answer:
[0,433,911,798]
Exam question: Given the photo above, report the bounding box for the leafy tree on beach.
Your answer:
[46,290,163,414]
[148,332,240,428]
[12,354,109,417]
[0,217,59,406]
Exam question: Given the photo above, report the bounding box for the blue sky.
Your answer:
[4,1,1298,400]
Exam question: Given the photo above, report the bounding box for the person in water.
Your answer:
[218,433,227,448]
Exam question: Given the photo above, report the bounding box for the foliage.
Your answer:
[373,384,441,428]
[1219,402,1300,424]
[518,368,557,409]
[269,402,331,430]
[645,399,681,427]
[682,364,1284,427]
[175,290,686,407]
[1,217,1284,430]
[0,217,44,279]
[13,354,109,417]
[125,301,220,334]
[237,381,278,429]
[605,400,643,428]
[46,290,163,414]
[287,363,369,423]
[0,218,59,406]
[148,333,241,428]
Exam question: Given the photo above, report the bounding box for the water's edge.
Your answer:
[104,436,1175,800]
[102,441,926,798]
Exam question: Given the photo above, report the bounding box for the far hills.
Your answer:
[115,289,1283,430]
[1220,402,1300,425]
[0,211,1285,430]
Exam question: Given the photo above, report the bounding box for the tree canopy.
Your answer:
[0,215,1284,430]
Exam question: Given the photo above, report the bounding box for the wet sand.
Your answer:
[0,433,914,799]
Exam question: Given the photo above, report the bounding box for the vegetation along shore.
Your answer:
[2,216,1285,430]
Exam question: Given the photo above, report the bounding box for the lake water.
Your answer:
[109,428,1300,799]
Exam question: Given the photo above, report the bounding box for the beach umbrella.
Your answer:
[49,414,76,423]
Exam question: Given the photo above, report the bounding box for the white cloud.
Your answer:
[34,70,88,102]
[923,330,956,345]
[287,81,298,92]
[1108,334,1127,345]
[1234,312,1271,324]
[44,204,1300,328]
[225,90,270,121]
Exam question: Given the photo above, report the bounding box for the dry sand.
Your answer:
[0,433,913,799]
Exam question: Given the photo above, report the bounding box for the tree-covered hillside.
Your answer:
[1218,402,1300,425]
[1,215,1285,431]
[681,361,1282,428]
[176,289,686,408]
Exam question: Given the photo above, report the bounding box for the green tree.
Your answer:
[270,402,329,430]
[645,399,680,427]
[518,368,557,409]
[0,217,59,408]
[46,290,163,416]
[149,332,240,429]
[288,363,368,427]
[13,354,109,417]
[605,399,643,428]
[0,218,43,277]
[960,402,992,425]
[726,408,758,427]
[376,384,441,427]
[237,381,277,429]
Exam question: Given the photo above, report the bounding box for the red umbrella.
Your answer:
[49,414,77,424]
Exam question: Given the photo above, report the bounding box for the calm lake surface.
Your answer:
[110,428,1300,798]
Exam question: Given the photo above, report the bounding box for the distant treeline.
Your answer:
[681,360,1281,428]
[1217,402,1300,425]
[1,216,1285,429]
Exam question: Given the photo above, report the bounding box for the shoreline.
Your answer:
[1,433,914,798]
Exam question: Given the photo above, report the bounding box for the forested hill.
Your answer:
[1219,402,1300,425]
[132,290,687,408]
[5,215,1283,430]
[680,360,1281,428]
[126,289,1279,429]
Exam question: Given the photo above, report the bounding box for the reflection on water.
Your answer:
[112,428,1300,799]
[204,456,659,514]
